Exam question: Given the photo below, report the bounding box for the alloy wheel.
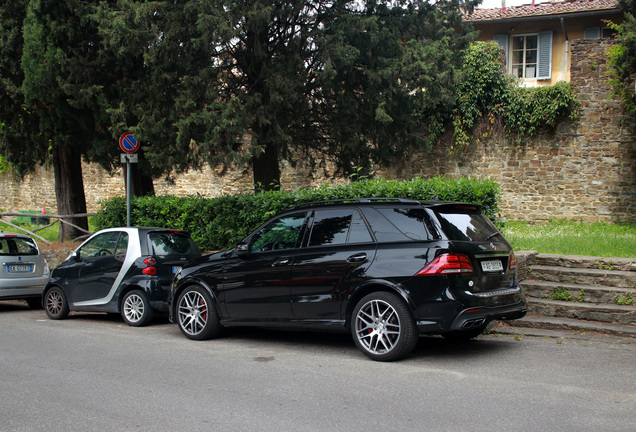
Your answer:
[178,290,208,336]
[354,298,401,355]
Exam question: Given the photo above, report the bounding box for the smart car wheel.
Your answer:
[44,287,69,320]
[177,285,222,340]
[121,290,154,327]
[352,292,418,362]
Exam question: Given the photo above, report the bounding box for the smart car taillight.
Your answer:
[142,257,157,275]
[142,266,157,275]
[415,254,474,276]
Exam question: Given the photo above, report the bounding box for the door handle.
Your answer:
[347,253,367,263]
[272,259,290,267]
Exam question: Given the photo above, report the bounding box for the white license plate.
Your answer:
[8,264,33,273]
[481,260,503,272]
[172,266,182,274]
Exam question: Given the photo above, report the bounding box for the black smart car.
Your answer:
[44,227,200,326]
[169,199,526,361]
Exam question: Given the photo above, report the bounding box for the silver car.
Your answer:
[0,232,50,308]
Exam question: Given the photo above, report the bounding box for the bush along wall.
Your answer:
[93,177,502,252]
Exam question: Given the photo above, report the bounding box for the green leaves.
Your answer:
[453,41,578,150]
[94,177,502,251]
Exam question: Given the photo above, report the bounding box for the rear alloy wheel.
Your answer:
[121,290,154,327]
[177,285,221,340]
[44,287,69,320]
[352,291,418,362]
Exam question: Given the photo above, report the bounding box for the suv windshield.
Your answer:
[149,232,200,257]
[434,207,499,242]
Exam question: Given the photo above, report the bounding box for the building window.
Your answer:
[494,30,552,81]
[511,35,538,79]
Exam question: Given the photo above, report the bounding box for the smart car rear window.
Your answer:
[361,207,438,242]
[434,208,499,242]
[150,232,200,257]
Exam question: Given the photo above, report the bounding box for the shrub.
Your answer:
[93,177,502,251]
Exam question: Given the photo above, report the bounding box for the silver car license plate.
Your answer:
[7,264,33,273]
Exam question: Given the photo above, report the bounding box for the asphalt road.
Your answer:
[1,300,635,432]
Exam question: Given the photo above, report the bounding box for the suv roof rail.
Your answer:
[288,197,420,210]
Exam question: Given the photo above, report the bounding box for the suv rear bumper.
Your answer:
[416,299,527,333]
[448,300,527,331]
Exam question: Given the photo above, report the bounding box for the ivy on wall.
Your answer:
[452,41,579,151]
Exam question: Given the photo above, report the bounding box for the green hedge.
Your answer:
[93,177,502,251]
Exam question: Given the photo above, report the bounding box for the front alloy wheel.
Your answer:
[44,287,69,320]
[121,290,153,327]
[177,285,221,340]
[352,292,417,361]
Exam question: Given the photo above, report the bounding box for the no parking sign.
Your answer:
[119,131,140,153]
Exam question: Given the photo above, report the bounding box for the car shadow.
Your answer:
[207,326,521,361]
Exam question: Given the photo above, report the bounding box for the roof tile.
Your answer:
[466,0,620,21]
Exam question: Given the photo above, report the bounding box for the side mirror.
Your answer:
[235,242,249,256]
[70,251,81,261]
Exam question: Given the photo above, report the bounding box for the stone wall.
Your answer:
[1,39,634,223]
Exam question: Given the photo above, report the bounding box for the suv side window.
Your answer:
[361,206,438,242]
[250,212,306,253]
[308,209,352,247]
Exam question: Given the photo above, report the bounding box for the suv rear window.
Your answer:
[149,232,200,257]
[361,207,438,242]
[434,207,500,242]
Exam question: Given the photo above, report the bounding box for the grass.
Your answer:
[503,220,636,258]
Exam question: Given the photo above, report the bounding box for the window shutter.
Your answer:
[493,34,509,68]
[584,27,601,39]
[537,30,553,80]
[493,34,509,52]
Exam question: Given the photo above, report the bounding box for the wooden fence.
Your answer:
[0,212,94,244]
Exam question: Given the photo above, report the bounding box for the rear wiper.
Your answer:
[485,231,503,241]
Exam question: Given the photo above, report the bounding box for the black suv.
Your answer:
[44,227,200,326]
[169,199,526,361]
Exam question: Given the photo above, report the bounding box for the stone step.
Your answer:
[528,265,636,289]
[527,298,636,325]
[494,315,636,339]
[522,280,636,304]
[531,254,636,272]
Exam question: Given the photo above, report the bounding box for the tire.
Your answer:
[442,323,488,342]
[351,291,418,362]
[121,290,154,327]
[176,285,222,340]
[26,298,42,310]
[44,287,69,320]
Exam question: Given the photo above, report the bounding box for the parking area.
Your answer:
[2,300,636,431]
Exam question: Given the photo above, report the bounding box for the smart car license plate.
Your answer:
[481,260,503,272]
[7,264,33,273]
[172,266,181,274]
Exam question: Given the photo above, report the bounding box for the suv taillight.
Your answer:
[415,254,474,276]
[509,252,517,270]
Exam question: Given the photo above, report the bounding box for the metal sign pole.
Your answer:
[126,159,131,227]
[119,132,139,227]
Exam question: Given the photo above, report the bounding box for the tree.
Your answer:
[180,0,479,190]
[608,0,636,113]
